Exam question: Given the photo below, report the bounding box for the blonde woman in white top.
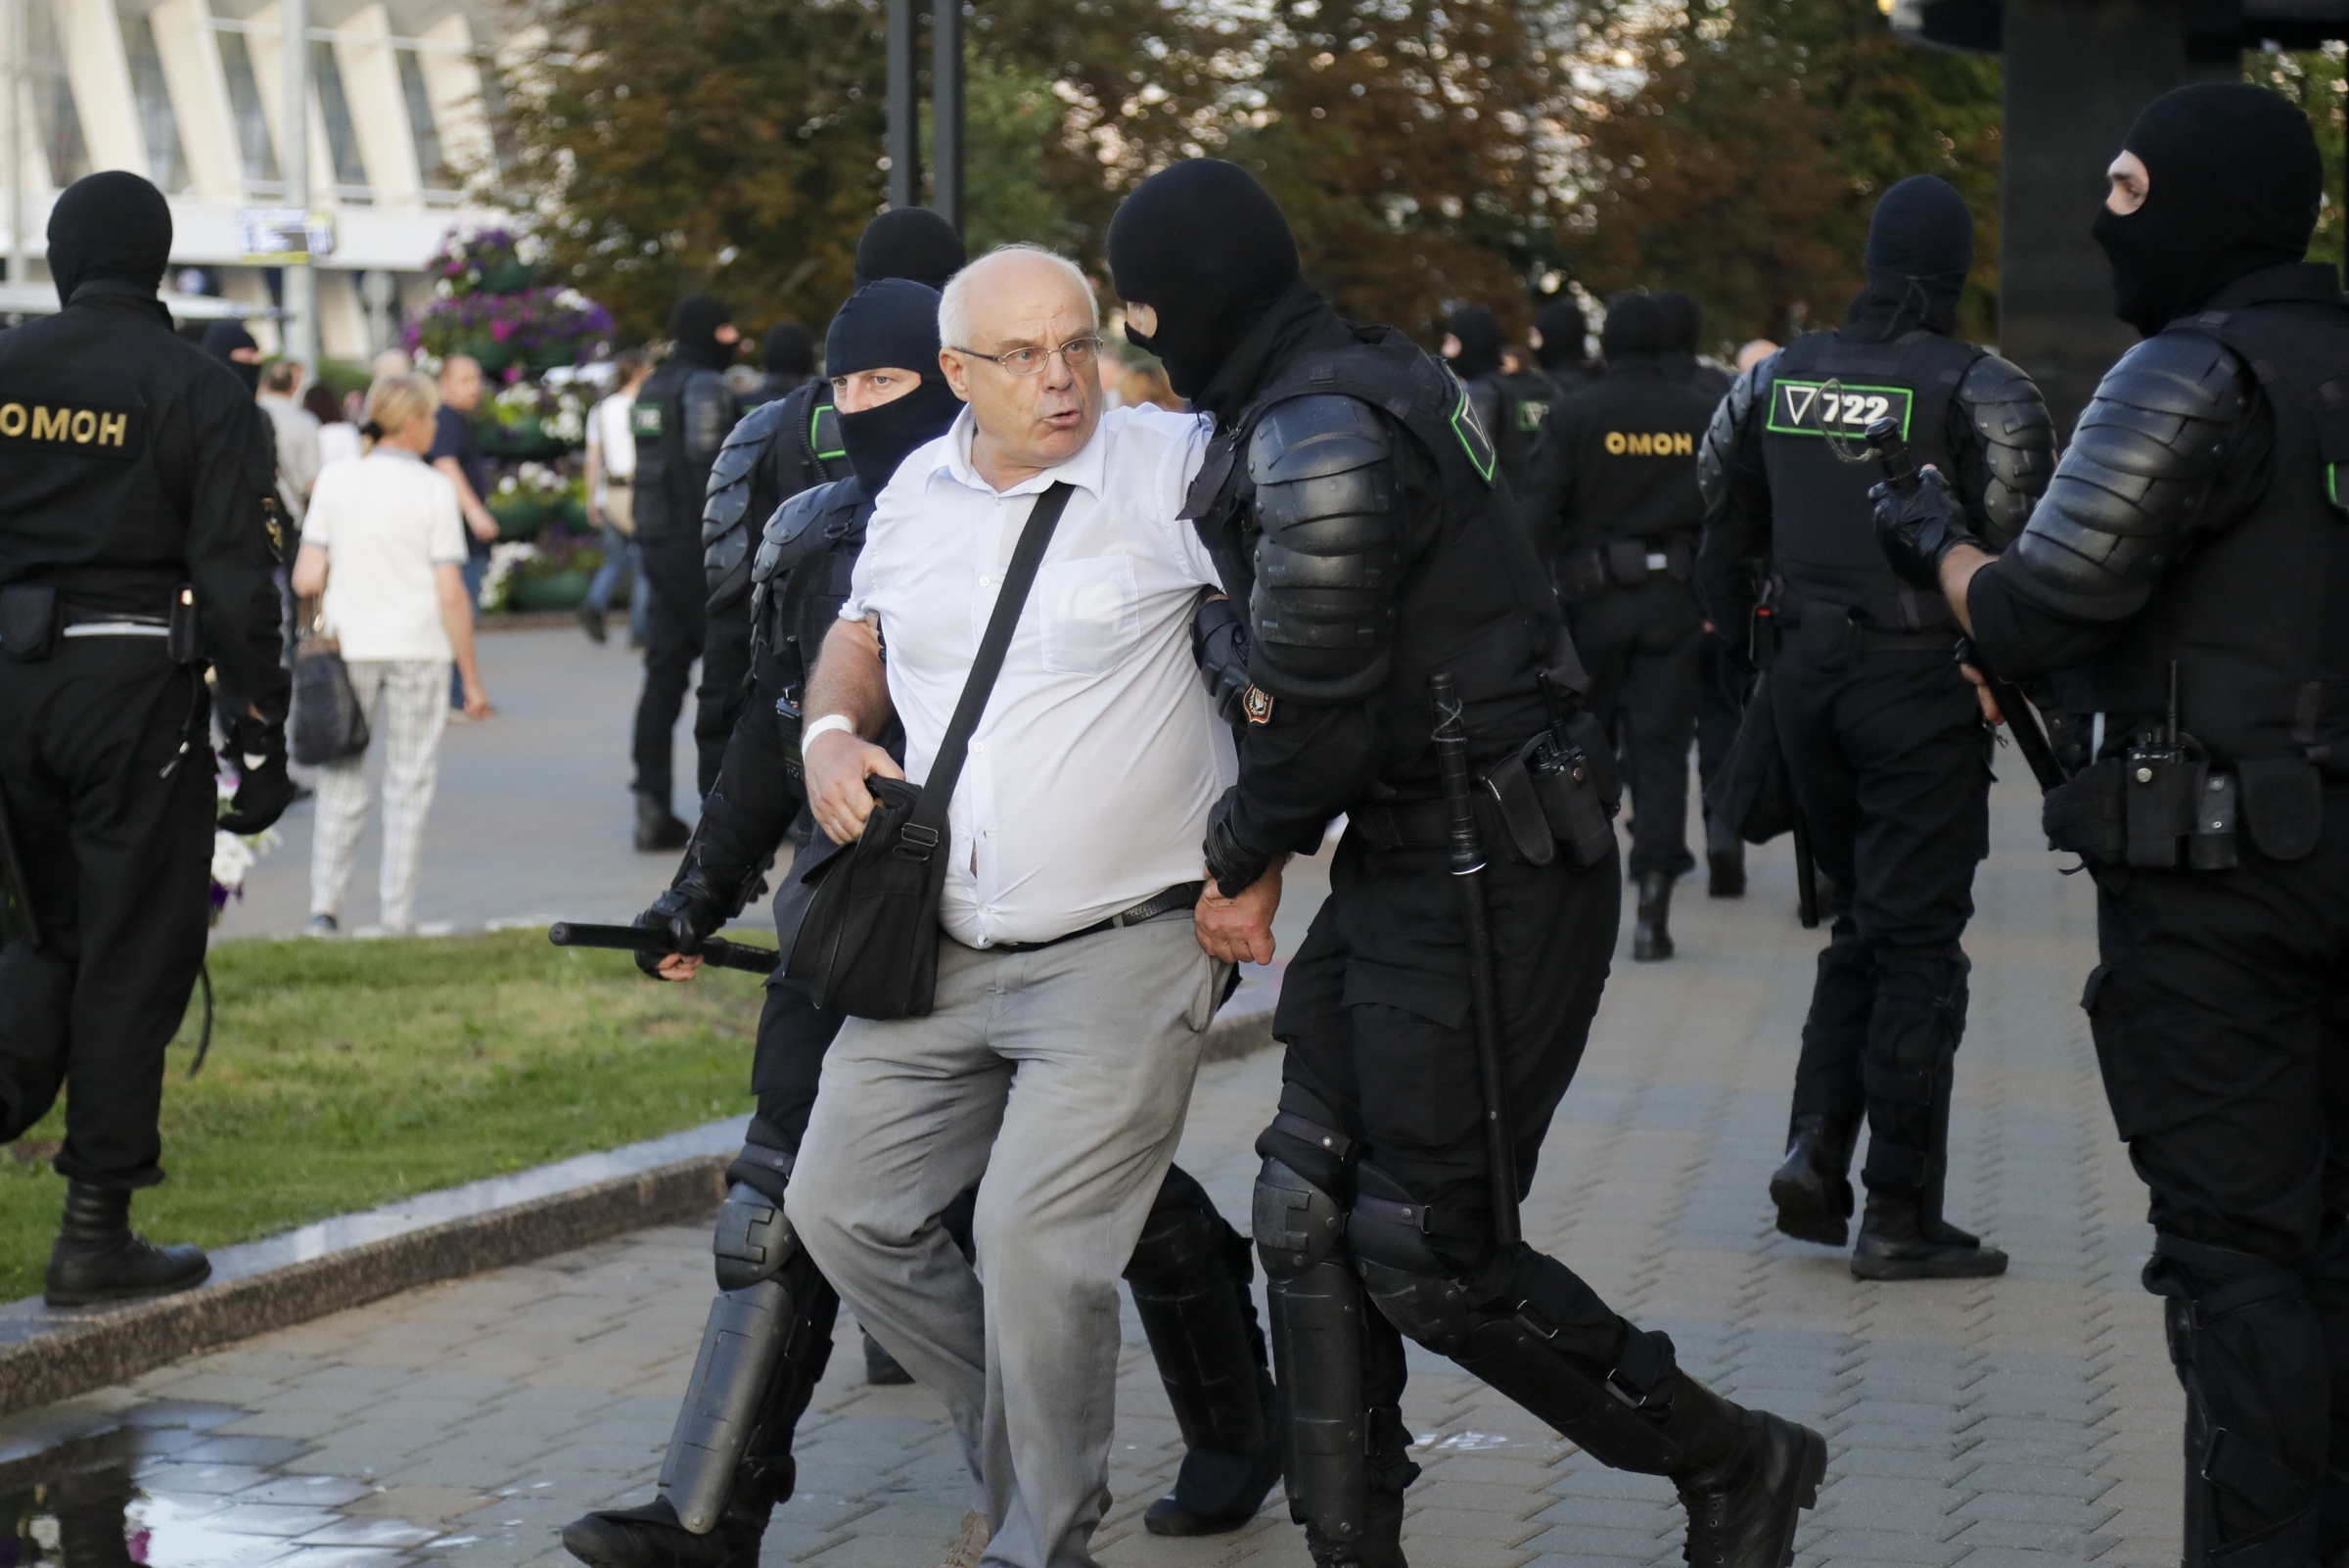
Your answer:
[290,374,492,935]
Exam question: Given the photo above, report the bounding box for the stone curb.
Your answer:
[0,1005,1276,1415]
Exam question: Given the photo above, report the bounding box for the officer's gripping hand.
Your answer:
[1871,465,1984,592]
[634,887,718,981]
[217,717,299,835]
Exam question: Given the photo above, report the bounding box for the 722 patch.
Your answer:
[1766,380,1912,441]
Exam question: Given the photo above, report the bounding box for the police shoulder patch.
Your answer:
[1243,685,1275,724]
[0,392,145,462]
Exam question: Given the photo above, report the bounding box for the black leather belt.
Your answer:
[1353,792,1525,853]
[987,881,1205,953]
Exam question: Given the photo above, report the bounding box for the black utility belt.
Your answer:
[0,581,200,665]
[984,881,1204,954]
[1554,536,1693,603]
[1353,714,1623,869]
[2044,750,2328,870]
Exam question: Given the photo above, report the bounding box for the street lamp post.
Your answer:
[931,1,962,234]
[7,0,26,293]
[885,0,919,211]
[280,0,318,370]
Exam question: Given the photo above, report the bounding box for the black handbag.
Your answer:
[289,620,372,767]
[786,482,1074,1020]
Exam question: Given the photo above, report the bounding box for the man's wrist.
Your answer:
[802,713,859,749]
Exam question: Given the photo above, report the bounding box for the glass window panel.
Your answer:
[216,29,282,191]
[310,40,368,203]
[395,47,450,196]
[118,8,189,194]
[28,0,88,188]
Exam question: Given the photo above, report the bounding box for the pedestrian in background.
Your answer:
[427,353,499,715]
[292,374,491,937]
[582,350,652,647]
[257,359,322,522]
[307,382,361,471]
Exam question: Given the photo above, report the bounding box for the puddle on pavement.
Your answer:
[2,1402,449,1568]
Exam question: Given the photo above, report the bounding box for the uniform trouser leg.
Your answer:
[633,536,708,807]
[693,605,752,803]
[2083,806,2349,1566]
[1695,631,1746,858]
[0,643,211,1188]
[1568,582,1704,880]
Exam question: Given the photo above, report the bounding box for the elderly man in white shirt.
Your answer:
[787,247,1280,1568]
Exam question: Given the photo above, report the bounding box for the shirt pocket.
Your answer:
[1036,555,1140,675]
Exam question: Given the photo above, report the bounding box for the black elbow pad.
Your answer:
[1696,359,1765,513]
[1245,394,1402,704]
[704,399,789,597]
[1955,352,2056,547]
[682,371,736,464]
[2013,331,2251,598]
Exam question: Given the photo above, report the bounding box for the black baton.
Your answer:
[1791,808,1820,931]
[1863,417,2069,793]
[548,921,781,975]
[0,788,40,949]
[1430,673,1521,1250]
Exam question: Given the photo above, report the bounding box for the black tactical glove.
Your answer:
[1190,594,1253,729]
[1204,805,1270,901]
[633,884,723,979]
[1871,466,1986,592]
[217,715,299,835]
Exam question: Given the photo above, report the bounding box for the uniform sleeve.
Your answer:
[426,471,469,565]
[188,389,294,723]
[1517,411,1575,563]
[1694,358,1774,648]
[1966,331,2271,682]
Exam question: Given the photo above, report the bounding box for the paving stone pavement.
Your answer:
[8,765,2180,1568]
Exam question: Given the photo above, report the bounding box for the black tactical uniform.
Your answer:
[1652,290,1751,898]
[692,211,967,800]
[1112,158,1825,1568]
[0,173,297,1306]
[1443,305,1552,500]
[630,296,742,851]
[1523,294,1721,960]
[1876,87,2348,1568]
[1696,175,2054,1278]
[746,324,814,410]
[561,283,1278,1568]
[1530,299,1601,398]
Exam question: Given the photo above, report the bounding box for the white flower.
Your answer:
[481,540,540,612]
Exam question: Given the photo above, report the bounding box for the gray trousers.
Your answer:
[789,913,1222,1568]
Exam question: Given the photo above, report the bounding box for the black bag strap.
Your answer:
[905,481,1075,840]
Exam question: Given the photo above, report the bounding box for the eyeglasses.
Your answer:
[951,335,1104,377]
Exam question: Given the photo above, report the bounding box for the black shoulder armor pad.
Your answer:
[703,396,792,543]
[1245,393,1402,703]
[2012,329,2253,598]
[753,477,858,588]
[1956,351,2056,547]
[1696,356,1767,511]
[682,370,736,462]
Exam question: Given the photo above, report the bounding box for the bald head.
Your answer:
[939,246,1105,490]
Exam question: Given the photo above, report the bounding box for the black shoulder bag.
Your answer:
[786,482,1074,1020]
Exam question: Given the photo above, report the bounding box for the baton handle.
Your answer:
[548,921,781,975]
[1430,674,1521,1250]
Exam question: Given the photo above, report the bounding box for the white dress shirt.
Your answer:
[842,403,1231,947]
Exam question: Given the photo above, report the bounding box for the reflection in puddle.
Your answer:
[2,1404,443,1568]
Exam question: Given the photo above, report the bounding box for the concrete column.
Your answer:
[60,0,143,177]
[415,14,487,191]
[336,4,420,208]
[149,0,242,204]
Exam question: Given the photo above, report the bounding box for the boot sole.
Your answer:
[1778,1425,1828,1564]
[1766,1174,1848,1249]
[44,1261,212,1309]
[1850,1249,2009,1281]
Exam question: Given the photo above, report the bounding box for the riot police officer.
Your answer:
[1696,174,2054,1277]
[747,324,814,409]
[692,209,965,798]
[1523,293,1720,960]
[1441,305,1552,498]
[1873,85,2348,1568]
[0,172,297,1305]
[561,280,1280,1568]
[631,296,742,851]
[1111,157,1824,1568]
[1529,298,1600,396]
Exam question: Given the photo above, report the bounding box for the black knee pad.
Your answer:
[2146,1232,2326,1564]
[1255,1155,1347,1278]
[1348,1161,1493,1280]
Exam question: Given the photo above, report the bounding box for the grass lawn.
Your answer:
[1,929,768,1304]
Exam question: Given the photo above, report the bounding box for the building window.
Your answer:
[310,41,369,204]
[118,8,190,194]
[28,0,88,189]
[216,29,282,193]
[396,47,456,203]
[476,52,519,185]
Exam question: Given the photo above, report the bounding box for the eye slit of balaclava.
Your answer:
[825,278,963,493]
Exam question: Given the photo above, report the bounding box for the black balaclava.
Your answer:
[2092,84,2321,338]
[853,208,968,291]
[203,321,263,392]
[1845,174,1973,340]
[1601,294,1673,360]
[1532,300,1589,372]
[1654,290,1702,355]
[47,170,172,305]
[1107,159,1302,399]
[826,279,961,492]
[1445,306,1504,382]
[670,294,734,370]
[762,323,814,376]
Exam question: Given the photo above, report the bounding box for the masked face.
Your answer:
[1107,160,1301,398]
[824,279,962,492]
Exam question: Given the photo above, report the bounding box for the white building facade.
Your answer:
[3,0,522,357]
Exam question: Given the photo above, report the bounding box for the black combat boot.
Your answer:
[1632,870,1676,962]
[1768,1116,1856,1247]
[1665,1385,1829,1568]
[1851,1200,2007,1280]
[862,1329,912,1386]
[1142,1364,1281,1535]
[1707,848,1747,899]
[1303,1489,1407,1568]
[635,793,690,853]
[563,1478,776,1568]
[44,1182,210,1307]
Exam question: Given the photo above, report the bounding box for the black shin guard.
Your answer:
[1256,1156,1376,1548]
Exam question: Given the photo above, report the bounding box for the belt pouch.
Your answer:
[1526,730,1617,867]
[1796,605,1860,671]
[1480,746,1556,866]
[1555,548,1608,603]
[2187,769,2238,870]
[2123,754,2197,868]
[166,585,201,666]
[1604,537,1650,588]
[2238,756,2325,862]
[0,584,57,661]
[2042,757,2127,863]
